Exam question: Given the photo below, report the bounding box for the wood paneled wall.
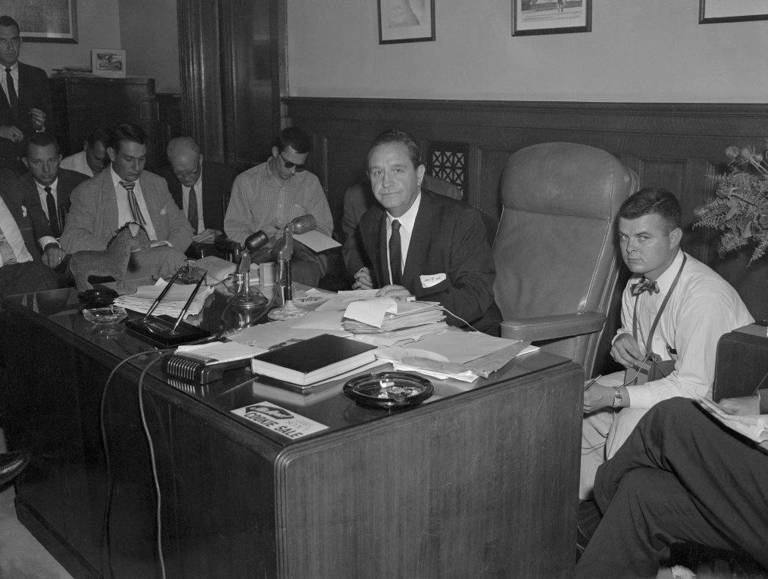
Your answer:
[285,97,768,264]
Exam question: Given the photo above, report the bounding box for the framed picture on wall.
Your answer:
[378,0,435,44]
[699,0,768,23]
[0,0,78,43]
[91,49,126,78]
[512,0,591,36]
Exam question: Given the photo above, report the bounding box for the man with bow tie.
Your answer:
[579,188,753,502]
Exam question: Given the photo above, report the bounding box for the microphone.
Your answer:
[287,214,316,235]
[244,230,269,253]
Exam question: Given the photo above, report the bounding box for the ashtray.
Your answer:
[82,306,128,325]
[78,287,118,308]
[343,371,434,410]
[292,295,328,310]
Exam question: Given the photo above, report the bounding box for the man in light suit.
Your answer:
[60,123,192,273]
[158,136,235,234]
[19,133,87,239]
[0,15,52,170]
[353,129,501,335]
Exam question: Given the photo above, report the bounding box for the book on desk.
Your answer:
[250,333,378,387]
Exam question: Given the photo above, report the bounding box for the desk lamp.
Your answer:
[268,214,316,321]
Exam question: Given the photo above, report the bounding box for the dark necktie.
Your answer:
[120,180,146,226]
[5,67,17,110]
[631,277,660,297]
[44,186,61,237]
[187,185,199,232]
[389,219,402,285]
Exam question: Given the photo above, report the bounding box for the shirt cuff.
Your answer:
[39,236,58,251]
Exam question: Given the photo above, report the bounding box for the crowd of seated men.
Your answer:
[0,12,766,575]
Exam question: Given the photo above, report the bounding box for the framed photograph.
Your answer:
[378,0,435,44]
[91,49,126,78]
[512,0,591,36]
[0,0,77,43]
[699,0,768,23]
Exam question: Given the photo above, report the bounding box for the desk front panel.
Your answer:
[2,289,582,578]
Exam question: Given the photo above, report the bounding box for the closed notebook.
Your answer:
[251,333,378,386]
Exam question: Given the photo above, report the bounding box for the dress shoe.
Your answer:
[0,451,30,486]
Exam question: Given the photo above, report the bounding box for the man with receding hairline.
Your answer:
[158,136,234,235]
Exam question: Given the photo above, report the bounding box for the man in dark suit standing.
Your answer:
[354,129,501,335]
[0,15,52,171]
[20,133,87,239]
[158,136,234,235]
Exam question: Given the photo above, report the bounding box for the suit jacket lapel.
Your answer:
[401,194,433,289]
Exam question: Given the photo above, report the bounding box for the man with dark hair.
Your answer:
[224,126,333,286]
[576,396,768,578]
[0,15,52,170]
[353,129,500,334]
[579,188,753,499]
[60,127,112,177]
[159,136,234,234]
[60,123,192,271]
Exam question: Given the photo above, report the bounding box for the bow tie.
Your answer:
[631,278,660,297]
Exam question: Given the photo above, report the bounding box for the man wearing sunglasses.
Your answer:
[224,126,333,286]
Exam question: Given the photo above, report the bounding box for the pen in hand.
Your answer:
[584,375,602,391]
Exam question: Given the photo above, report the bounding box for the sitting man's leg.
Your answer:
[578,398,768,577]
[0,262,58,296]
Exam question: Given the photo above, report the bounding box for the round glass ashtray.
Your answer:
[343,371,434,410]
[82,305,128,325]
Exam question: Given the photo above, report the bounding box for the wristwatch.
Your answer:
[612,386,624,409]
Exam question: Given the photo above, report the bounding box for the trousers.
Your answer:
[576,398,768,578]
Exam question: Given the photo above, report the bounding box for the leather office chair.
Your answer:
[493,142,639,378]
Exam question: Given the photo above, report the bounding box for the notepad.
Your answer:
[250,333,378,387]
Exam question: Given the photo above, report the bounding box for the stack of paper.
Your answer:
[114,279,214,319]
[342,298,444,333]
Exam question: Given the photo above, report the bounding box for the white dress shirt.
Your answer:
[110,167,158,241]
[0,195,33,266]
[60,150,93,177]
[0,62,18,107]
[618,249,754,408]
[385,192,421,283]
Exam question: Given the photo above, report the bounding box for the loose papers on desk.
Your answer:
[114,278,214,319]
[342,298,444,332]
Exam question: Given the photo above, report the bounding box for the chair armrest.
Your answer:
[500,312,605,342]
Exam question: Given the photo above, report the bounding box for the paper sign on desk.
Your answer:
[231,401,328,440]
[294,230,341,253]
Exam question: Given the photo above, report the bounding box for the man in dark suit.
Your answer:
[60,123,192,274]
[158,136,234,234]
[0,169,59,295]
[354,129,501,335]
[20,133,87,239]
[0,15,52,170]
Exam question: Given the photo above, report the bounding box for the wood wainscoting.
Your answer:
[285,97,768,265]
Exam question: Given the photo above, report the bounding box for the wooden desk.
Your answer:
[0,289,583,579]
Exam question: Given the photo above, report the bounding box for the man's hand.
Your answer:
[611,333,645,369]
[0,125,24,142]
[29,108,46,132]
[376,284,412,300]
[352,266,373,290]
[42,245,66,269]
[718,395,760,416]
[583,383,616,414]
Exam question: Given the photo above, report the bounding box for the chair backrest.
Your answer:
[493,142,639,376]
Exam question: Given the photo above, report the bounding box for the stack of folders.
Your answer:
[164,341,260,384]
[250,334,378,387]
[342,300,444,333]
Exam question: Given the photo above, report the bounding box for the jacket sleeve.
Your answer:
[60,183,106,252]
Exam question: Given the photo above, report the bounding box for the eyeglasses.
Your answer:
[280,153,306,172]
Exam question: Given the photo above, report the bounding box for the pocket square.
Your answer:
[420,273,446,288]
[160,207,167,215]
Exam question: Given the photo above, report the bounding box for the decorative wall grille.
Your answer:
[428,142,468,197]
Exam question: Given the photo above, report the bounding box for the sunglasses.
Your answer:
[280,153,306,172]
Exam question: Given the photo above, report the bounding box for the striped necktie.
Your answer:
[120,180,146,226]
